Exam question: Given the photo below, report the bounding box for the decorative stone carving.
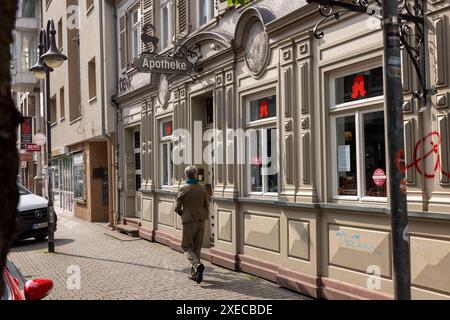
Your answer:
[300,117,309,129]
[216,74,223,87]
[244,21,269,78]
[226,71,233,83]
[284,119,292,131]
[436,92,448,109]
[158,75,169,107]
[403,100,413,113]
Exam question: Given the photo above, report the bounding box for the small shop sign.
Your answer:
[33,133,47,146]
[19,151,33,162]
[335,67,383,104]
[20,117,33,149]
[25,143,41,152]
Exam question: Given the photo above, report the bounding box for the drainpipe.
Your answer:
[99,0,114,227]
[112,96,121,227]
[108,0,121,227]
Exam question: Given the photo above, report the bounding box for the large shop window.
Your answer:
[246,95,278,195]
[332,66,386,200]
[161,119,173,187]
[73,152,86,201]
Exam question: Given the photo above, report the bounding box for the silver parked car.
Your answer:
[15,183,55,241]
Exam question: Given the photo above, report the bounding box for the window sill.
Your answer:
[154,188,177,196]
[333,196,387,203]
[359,196,387,203]
[74,198,86,204]
[125,67,137,76]
[197,18,218,32]
[69,116,82,125]
[86,4,94,16]
[159,45,175,56]
[88,96,97,104]
[246,118,277,128]
[45,0,53,11]
[330,96,384,111]
[60,117,65,122]
[50,122,57,127]
[246,192,279,200]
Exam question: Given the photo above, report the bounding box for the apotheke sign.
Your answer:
[132,54,194,75]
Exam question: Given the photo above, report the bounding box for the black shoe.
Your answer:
[195,264,205,284]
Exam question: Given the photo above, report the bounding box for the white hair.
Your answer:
[185,166,198,179]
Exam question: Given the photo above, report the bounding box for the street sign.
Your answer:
[33,133,47,146]
[133,23,200,77]
[131,53,194,75]
[26,143,41,152]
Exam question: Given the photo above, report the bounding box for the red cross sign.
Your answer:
[351,75,367,100]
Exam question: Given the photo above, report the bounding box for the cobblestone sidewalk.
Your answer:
[8,212,309,300]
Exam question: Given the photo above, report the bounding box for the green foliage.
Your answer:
[227,0,249,7]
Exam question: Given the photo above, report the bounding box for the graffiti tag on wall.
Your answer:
[395,132,449,179]
[119,75,133,94]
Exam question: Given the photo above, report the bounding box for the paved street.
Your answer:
[8,211,309,300]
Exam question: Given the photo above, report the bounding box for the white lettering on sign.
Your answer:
[133,54,193,74]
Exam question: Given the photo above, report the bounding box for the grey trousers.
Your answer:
[181,221,205,272]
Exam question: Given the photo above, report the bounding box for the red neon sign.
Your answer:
[164,122,172,136]
[259,99,269,119]
[351,75,366,100]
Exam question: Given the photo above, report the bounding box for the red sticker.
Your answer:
[372,168,386,187]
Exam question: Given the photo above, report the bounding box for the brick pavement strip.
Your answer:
[8,212,309,300]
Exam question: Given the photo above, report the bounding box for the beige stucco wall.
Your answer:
[116,1,450,299]
[43,0,116,150]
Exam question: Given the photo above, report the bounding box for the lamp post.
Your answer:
[30,19,67,253]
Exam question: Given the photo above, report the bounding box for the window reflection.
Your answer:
[364,111,386,197]
[336,116,357,196]
[22,0,36,18]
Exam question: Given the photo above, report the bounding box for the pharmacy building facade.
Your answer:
[114,0,450,299]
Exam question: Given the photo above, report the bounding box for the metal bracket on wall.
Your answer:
[306,0,436,110]
[138,23,203,84]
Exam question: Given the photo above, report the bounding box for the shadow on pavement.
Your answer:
[197,267,301,300]
[55,252,189,275]
[11,238,75,251]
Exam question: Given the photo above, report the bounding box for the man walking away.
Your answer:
[175,166,210,283]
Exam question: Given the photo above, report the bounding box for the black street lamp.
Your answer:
[30,19,67,253]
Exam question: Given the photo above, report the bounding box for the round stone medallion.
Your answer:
[244,21,269,77]
[158,75,169,107]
